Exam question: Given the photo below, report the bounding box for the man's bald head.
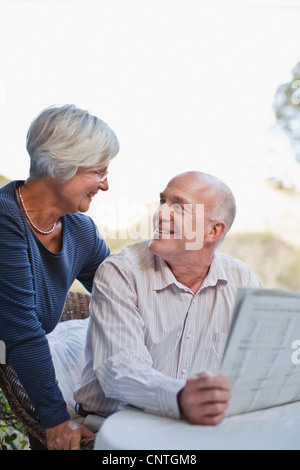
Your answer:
[167,171,236,239]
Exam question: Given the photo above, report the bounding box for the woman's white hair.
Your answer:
[26,104,119,181]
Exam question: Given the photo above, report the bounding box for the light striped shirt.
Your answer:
[74,240,261,419]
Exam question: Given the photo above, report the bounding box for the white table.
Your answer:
[95,402,300,450]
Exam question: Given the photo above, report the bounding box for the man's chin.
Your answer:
[148,238,159,254]
[148,237,172,254]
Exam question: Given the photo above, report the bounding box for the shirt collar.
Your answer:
[151,250,228,292]
[151,256,179,291]
[200,250,228,289]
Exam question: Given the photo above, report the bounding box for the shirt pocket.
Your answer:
[212,332,229,356]
[207,332,229,374]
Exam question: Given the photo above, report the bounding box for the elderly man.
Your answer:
[74,171,261,426]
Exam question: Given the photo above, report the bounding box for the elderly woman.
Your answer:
[0,104,119,450]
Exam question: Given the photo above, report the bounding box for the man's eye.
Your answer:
[173,203,183,211]
[159,199,166,206]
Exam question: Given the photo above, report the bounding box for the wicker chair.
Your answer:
[0,291,94,450]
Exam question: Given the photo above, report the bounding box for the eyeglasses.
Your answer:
[96,169,109,182]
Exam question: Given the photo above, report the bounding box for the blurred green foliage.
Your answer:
[0,389,28,450]
[274,62,300,163]
[221,232,300,290]
[0,175,10,188]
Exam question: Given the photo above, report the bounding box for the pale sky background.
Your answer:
[1,0,300,235]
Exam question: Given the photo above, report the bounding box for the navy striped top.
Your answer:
[0,181,109,428]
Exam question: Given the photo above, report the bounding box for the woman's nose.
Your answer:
[98,178,109,191]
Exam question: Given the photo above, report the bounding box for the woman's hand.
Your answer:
[177,373,232,425]
[46,419,96,450]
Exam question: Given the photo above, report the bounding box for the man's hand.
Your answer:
[46,419,96,450]
[177,373,232,425]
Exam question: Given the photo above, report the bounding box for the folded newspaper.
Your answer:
[220,288,300,416]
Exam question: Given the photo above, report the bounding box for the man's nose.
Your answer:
[158,203,174,221]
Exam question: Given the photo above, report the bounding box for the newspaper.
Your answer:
[220,288,300,416]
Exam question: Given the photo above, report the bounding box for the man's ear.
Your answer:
[206,221,226,243]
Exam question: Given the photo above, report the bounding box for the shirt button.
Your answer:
[182,368,187,374]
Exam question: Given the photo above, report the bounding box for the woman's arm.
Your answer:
[0,211,70,428]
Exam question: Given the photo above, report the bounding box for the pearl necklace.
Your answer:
[18,185,57,235]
